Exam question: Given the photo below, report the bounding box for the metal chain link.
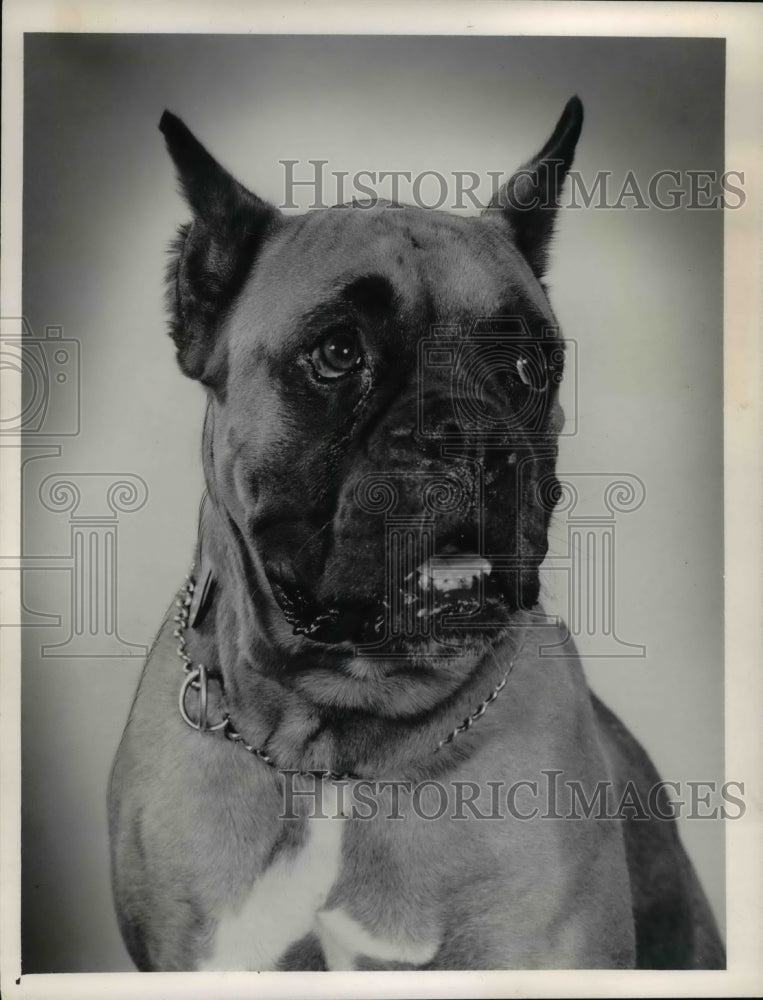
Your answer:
[174,570,518,781]
[432,669,513,753]
[172,573,196,672]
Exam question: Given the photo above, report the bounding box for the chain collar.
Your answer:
[174,569,519,781]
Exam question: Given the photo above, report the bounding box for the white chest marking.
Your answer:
[200,784,344,971]
[316,908,439,970]
[200,779,441,971]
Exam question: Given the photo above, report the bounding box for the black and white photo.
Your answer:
[1,3,761,997]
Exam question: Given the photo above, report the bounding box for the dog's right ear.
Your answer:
[159,111,282,384]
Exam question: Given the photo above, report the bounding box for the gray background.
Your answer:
[21,34,724,972]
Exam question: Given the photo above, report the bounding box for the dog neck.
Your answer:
[187,504,531,780]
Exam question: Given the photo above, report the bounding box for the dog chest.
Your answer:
[199,780,441,971]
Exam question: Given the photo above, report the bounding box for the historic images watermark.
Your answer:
[279,162,746,212]
[279,771,746,823]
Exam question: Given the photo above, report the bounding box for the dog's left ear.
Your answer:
[159,111,282,384]
[486,96,583,279]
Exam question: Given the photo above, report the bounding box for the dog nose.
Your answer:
[388,425,415,441]
[385,421,466,463]
[419,394,465,440]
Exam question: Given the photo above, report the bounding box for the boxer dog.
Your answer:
[109,98,725,971]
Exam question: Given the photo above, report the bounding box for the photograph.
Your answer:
[1,3,761,998]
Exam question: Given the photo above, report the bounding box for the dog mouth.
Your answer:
[267,555,516,646]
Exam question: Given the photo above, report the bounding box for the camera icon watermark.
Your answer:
[0,316,80,436]
[0,316,148,656]
[417,316,577,442]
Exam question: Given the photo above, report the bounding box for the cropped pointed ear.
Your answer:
[485,96,583,279]
[159,111,282,384]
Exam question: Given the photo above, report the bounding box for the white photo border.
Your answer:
[1,2,761,997]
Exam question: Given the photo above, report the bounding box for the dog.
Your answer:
[108,97,725,971]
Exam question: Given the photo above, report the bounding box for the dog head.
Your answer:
[160,99,582,705]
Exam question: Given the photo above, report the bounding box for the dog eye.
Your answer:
[515,356,533,386]
[514,353,547,391]
[311,328,363,379]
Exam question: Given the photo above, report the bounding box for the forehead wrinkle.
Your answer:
[225,207,554,359]
[229,239,418,358]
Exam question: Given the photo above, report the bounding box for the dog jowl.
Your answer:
[109,99,725,971]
